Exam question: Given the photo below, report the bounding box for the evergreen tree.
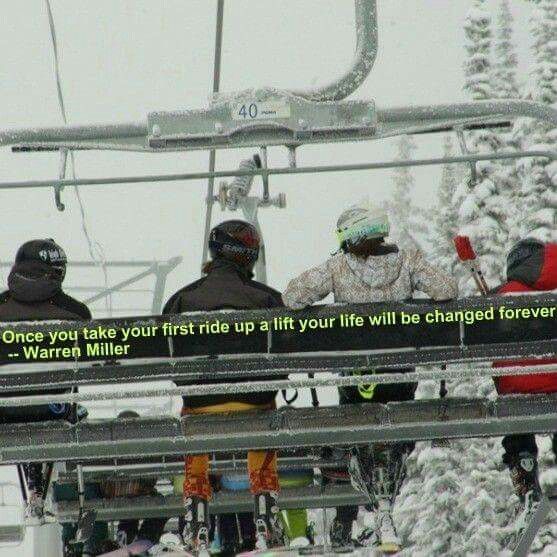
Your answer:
[429,135,462,278]
[516,0,557,242]
[463,0,492,102]
[458,0,508,293]
[492,0,519,99]
[384,135,427,250]
[491,0,524,251]
[395,380,467,556]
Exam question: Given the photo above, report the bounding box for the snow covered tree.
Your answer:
[457,0,509,293]
[384,135,427,250]
[515,0,557,242]
[395,380,468,556]
[428,135,463,279]
[492,0,523,250]
[492,0,519,100]
[463,0,492,102]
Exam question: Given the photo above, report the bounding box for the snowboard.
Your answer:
[98,539,153,556]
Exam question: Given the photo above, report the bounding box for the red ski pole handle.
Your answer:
[454,235,476,261]
[453,235,489,295]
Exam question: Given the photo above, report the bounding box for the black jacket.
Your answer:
[163,259,283,408]
[0,261,91,402]
[0,261,90,321]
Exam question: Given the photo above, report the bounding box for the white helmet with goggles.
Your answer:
[336,199,390,248]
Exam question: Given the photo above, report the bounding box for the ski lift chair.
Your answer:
[0,2,556,555]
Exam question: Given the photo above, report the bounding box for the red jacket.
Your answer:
[494,242,557,394]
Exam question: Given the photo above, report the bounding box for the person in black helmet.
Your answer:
[163,220,285,554]
[1,239,89,320]
[0,239,91,548]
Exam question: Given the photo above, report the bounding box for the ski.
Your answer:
[511,495,552,557]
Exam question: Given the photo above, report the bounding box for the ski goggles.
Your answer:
[336,221,389,246]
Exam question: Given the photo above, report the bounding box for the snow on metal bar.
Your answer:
[0,122,147,148]
[0,340,552,394]
[0,364,555,408]
[54,484,366,523]
[377,99,557,126]
[9,99,557,153]
[0,395,556,464]
[288,0,377,101]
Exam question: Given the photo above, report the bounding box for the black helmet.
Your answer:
[15,238,67,280]
[506,238,544,284]
[208,220,260,270]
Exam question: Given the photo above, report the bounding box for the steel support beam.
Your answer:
[0,395,556,464]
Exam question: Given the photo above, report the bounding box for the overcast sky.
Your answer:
[0,1,535,299]
[0,2,537,553]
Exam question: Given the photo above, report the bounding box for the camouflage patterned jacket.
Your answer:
[282,247,457,309]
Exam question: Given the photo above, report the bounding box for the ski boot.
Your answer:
[149,532,185,555]
[292,521,316,549]
[375,499,401,554]
[25,490,45,525]
[182,495,211,555]
[329,517,354,552]
[253,492,285,550]
[508,451,542,505]
[354,527,378,548]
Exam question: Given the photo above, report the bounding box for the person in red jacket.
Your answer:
[493,239,557,506]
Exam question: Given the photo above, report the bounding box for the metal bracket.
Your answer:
[455,126,477,186]
[54,148,68,211]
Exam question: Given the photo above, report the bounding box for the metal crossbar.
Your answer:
[54,484,366,523]
[0,337,553,394]
[57,455,341,484]
[0,151,553,191]
[0,395,555,463]
[0,363,554,407]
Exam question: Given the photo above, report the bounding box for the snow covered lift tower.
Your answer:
[0,2,556,555]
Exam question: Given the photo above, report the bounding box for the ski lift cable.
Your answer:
[200,0,225,272]
[44,0,112,314]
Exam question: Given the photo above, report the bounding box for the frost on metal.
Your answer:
[147,86,377,151]
[288,0,378,102]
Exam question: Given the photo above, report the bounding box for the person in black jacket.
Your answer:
[163,220,285,553]
[0,239,92,554]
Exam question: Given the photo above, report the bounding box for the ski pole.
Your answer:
[453,235,489,296]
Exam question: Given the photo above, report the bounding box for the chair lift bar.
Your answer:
[0,149,553,191]
[1,98,555,154]
[54,484,367,523]
[0,394,556,464]
[0,363,555,410]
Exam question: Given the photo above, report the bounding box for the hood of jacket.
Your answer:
[507,242,557,291]
[344,248,403,289]
[7,261,63,303]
